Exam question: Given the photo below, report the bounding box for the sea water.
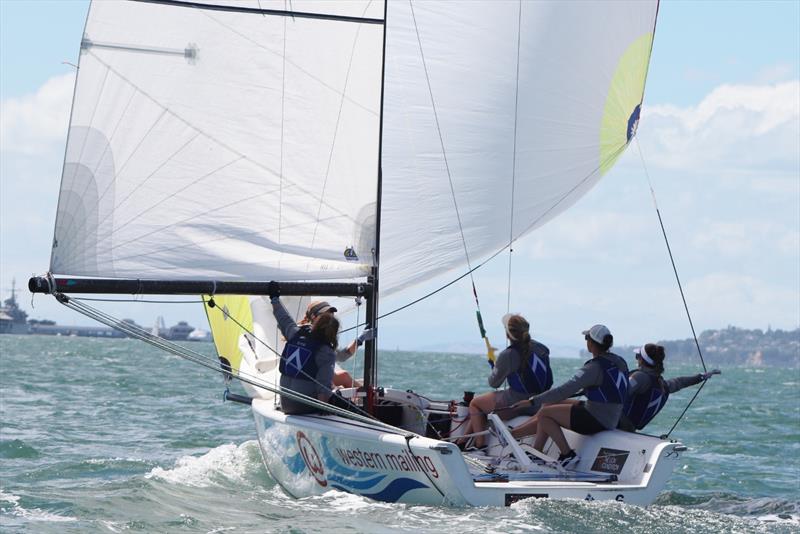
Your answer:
[1,335,798,533]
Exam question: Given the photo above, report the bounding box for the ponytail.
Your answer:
[598,334,614,353]
[506,315,532,361]
[644,343,666,374]
[311,313,339,349]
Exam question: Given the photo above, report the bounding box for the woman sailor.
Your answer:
[300,300,374,388]
[464,314,553,450]
[511,324,629,469]
[619,343,720,432]
[268,283,340,415]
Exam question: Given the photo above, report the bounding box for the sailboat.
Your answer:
[29,0,686,506]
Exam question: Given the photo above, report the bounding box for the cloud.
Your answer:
[640,81,799,173]
[0,72,74,155]
[685,272,800,328]
[754,63,798,84]
[519,211,655,263]
[692,220,800,259]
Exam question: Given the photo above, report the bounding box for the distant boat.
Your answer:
[187,328,211,342]
[0,280,29,335]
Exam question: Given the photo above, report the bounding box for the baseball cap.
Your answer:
[582,324,611,344]
[307,301,337,319]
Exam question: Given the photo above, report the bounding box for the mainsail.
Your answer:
[50,0,658,297]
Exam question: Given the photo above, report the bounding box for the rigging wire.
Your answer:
[507,0,522,313]
[202,296,378,422]
[634,137,708,438]
[69,296,205,304]
[408,0,495,363]
[63,294,403,433]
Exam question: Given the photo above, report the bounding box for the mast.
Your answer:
[363,0,389,394]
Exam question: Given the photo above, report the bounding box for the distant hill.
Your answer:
[607,326,800,367]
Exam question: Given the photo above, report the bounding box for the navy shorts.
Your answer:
[570,401,607,435]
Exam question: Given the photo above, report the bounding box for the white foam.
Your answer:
[145,441,257,487]
[0,489,77,523]
[757,514,800,525]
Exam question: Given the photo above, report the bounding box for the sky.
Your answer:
[1,0,798,356]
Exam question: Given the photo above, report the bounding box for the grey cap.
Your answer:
[582,324,611,344]
[307,301,337,319]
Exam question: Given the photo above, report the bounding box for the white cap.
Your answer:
[634,345,655,366]
[582,324,611,344]
[501,313,527,342]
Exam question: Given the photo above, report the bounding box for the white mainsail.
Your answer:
[52,0,384,281]
[50,0,658,298]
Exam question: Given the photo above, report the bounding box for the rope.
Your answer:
[634,138,708,438]
[408,0,494,362]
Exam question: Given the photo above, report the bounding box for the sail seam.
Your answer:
[337,143,632,331]
[100,213,351,271]
[61,49,364,257]
[94,155,245,257]
[60,126,199,267]
[57,64,112,240]
[89,50,361,224]
[57,107,170,257]
[408,1,474,275]
[131,0,385,25]
[56,84,138,243]
[201,13,379,118]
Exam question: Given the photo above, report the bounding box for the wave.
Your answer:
[0,489,77,524]
[0,439,40,459]
[145,441,265,488]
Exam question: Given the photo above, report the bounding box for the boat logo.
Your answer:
[626,104,641,143]
[590,447,629,475]
[344,247,359,262]
[296,431,327,487]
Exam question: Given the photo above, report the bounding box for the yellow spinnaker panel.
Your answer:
[599,32,655,175]
[203,295,253,375]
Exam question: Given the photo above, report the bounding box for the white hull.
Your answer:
[251,397,684,507]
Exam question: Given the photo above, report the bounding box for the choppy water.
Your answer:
[1,335,798,533]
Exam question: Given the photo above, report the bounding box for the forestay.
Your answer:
[50,0,658,298]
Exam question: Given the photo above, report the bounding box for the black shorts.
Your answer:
[570,401,607,435]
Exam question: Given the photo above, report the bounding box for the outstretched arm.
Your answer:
[665,369,720,393]
[336,328,375,362]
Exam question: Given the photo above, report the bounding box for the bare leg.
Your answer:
[511,400,578,440]
[468,392,501,448]
[510,416,538,439]
[532,404,573,455]
[333,369,362,388]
